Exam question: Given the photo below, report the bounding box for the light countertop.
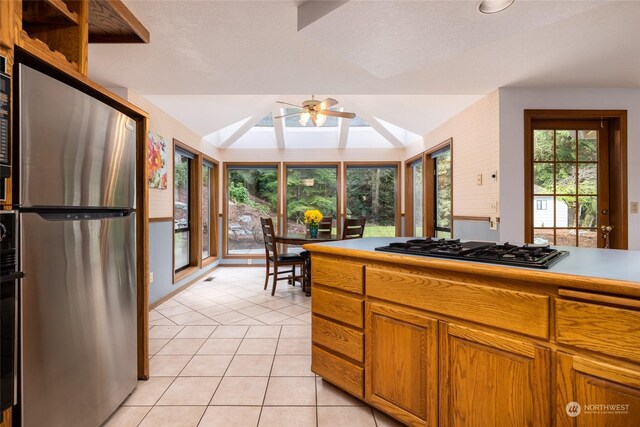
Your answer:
[304,237,640,285]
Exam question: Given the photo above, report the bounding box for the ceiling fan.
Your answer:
[275,95,356,126]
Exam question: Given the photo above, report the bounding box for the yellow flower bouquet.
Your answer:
[304,209,323,238]
[304,209,323,225]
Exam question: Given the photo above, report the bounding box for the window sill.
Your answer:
[202,257,217,267]
[174,266,198,283]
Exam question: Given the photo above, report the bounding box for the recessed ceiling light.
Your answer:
[477,0,515,14]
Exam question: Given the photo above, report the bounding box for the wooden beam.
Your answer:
[272,107,286,150]
[298,0,349,31]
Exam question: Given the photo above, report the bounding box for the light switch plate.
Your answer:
[149,272,154,283]
[489,216,498,230]
[631,201,639,214]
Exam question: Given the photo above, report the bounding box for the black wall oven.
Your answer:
[1,211,20,419]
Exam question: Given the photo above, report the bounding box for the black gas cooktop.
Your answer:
[375,238,569,269]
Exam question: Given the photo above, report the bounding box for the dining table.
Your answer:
[275,232,340,296]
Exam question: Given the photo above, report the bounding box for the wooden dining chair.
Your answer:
[260,218,305,296]
[342,217,367,239]
[318,217,333,236]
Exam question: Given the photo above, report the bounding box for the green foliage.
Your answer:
[533,129,599,229]
[346,168,397,226]
[287,168,338,223]
[229,181,249,203]
[435,151,452,229]
[174,157,188,189]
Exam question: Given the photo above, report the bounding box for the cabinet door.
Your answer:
[365,302,438,426]
[440,323,551,427]
[557,352,640,427]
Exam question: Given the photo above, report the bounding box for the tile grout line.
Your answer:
[139,324,216,426]
[132,271,320,427]
[256,325,283,427]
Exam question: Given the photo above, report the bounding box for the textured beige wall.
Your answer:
[127,91,497,221]
[404,91,500,217]
[127,91,222,219]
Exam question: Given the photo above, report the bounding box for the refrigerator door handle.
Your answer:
[20,208,133,221]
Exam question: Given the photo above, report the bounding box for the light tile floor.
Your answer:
[105,267,404,427]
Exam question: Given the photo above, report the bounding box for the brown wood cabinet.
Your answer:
[440,323,550,427]
[365,302,438,426]
[557,353,640,427]
[307,249,640,427]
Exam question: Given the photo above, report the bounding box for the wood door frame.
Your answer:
[425,138,453,238]
[202,154,219,266]
[172,139,201,282]
[342,161,402,237]
[524,110,628,249]
[404,153,424,237]
[404,138,454,237]
[222,162,281,259]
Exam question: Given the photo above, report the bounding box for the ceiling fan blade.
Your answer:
[320,110,356,119]
[276,101,303,109]
[317,98,338,111]
[274,112,301,119]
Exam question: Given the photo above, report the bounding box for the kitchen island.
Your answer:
[304,238,640,426]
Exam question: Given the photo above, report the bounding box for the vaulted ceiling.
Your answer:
[88,1,640,149]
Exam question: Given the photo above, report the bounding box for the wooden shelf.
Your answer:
[88,0,149,44]
[18,30,79,73]
[22,0,79,27]
[19,0,87,75]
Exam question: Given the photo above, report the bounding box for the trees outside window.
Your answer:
[433,147,452,238]
[412,159,424,237]
[286,166,338,234]
[346,165,398,237]
[226,165,279,255]
[174,147,194,272]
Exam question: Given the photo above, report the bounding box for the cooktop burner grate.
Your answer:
[376,239,569,269]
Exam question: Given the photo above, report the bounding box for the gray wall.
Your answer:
[149,220,219,305]
[453,219,500,242]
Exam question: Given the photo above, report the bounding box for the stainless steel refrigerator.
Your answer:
[17,64,137,427]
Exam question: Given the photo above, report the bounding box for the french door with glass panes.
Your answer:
[529,121,609,248]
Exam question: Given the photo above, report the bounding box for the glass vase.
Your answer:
[308,223,319,238]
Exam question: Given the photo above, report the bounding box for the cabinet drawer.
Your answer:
[367,268,550,339]
[312,257,364,294]
[313,287,363,328]
[312,345,364,399]
[556,299,640,364]
[312,315,363,362]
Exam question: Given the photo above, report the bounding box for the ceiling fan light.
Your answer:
[477,0,514,14]
[315,113,327,127]
[299,112,311,126]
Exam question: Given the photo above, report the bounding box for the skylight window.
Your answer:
[255,112,274,127]
[349,116,369,127]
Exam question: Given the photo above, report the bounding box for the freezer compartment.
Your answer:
[21,211,137,427]
[18,64,136,209]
